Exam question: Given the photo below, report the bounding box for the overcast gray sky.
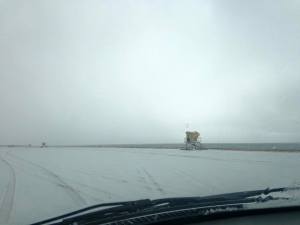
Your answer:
[0,0,300,144]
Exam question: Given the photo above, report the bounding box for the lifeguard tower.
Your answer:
[184,131,201,150]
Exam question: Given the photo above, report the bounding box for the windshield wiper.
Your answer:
[31,186,300,225]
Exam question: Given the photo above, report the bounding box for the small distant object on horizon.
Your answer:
[41,142,47,148]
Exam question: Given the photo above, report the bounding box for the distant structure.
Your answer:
[41,142,47,148]
[184,131,201,150]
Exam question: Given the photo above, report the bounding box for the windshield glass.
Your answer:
[1,1,300,224]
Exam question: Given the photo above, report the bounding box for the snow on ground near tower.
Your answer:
[1,147,300,225]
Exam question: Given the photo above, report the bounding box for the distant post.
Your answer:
[41,142,47,148]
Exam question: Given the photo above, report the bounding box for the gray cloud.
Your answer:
[0,0,299,144]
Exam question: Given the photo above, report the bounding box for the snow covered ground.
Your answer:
[1,147,300,225]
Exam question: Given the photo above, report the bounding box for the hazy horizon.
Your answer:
[1,0,300,144]
[1,141,300,147]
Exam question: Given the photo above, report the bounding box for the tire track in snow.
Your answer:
[175,170,217,192]
[137,169,153,191]
[142,169,165,194]
[0,154,16,224]
[7,152,86,207]
[60,176,123,200]
[73,170,128,184]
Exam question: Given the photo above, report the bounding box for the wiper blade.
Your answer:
[31,186,299,225]
[31,199,153,225]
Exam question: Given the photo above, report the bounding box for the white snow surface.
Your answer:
[1,147,300,225]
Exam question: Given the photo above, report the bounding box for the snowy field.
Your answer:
[1,147,300,225]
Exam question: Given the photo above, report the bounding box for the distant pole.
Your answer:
[185,123,189,132]
[185,123,189,150]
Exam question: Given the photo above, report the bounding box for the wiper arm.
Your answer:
[31,186,299,225]
[31,199,153,225]
[152,186,295,206]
